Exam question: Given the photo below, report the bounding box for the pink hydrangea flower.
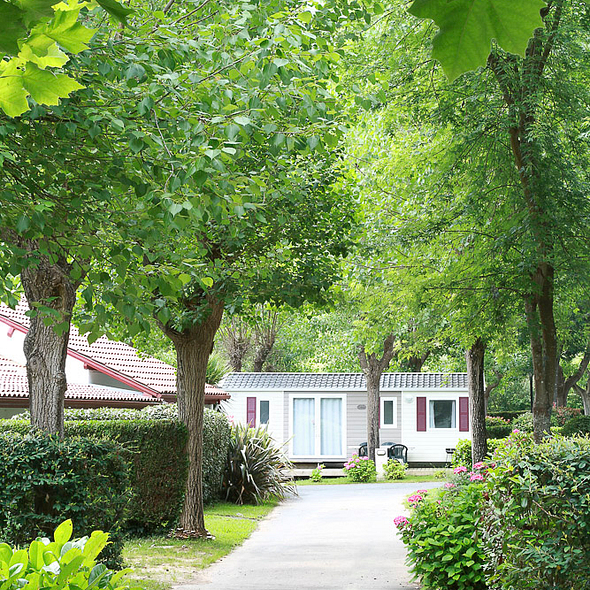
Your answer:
[394,515,409,529]
[444,482,455,489]
[408,494,423,504]
[417,489,427,494]
[470,473,484,482]
[453,466,468,474]
[473,462,486,470]
[512,429,520,434]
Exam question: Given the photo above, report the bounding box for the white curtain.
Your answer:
[321,398,342,455]
[429,400,456,428]
[293,398,315,455]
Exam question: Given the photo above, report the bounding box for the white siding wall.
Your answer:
[400,390,471,463]
[224,390,284,443]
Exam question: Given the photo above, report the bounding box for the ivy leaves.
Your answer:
[409,0,545,81]
[0,0,132,117]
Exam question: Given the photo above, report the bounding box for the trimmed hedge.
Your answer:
[488,411,526,422]
[562,415,590,437]
[485,415,512,439]
[4,405,231,533]
[0,432,130,569]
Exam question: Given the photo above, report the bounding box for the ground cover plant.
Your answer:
[383,459,407,480]
[123,501,277,590]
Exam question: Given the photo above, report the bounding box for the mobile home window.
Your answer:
[429,400,456,429]
[380,398,397,428]
[260,400,270,425]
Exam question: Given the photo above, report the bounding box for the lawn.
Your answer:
[123,501,278,590]
[296,474,444,485]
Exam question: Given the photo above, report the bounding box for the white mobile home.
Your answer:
[221,372,471,465]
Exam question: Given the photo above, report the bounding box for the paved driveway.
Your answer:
[175,482,440,590]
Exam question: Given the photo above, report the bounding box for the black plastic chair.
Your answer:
[359,441,394,457]
[387,444,408,464]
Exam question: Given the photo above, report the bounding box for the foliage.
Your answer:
[485,415,512,439]
[483,435,590,590]
[310,464,325,483]
[0,0,132,116]
[206,353,230,385]
[383,459,407,481]
[343,455,377,483]
[0,519,134,590]
[487,411,525,421]
[222,424,295,505]
[396,482,487,589]
[551,404,582,427]
[561,415,590,437]
[512,412,534,433]
[3,415,191,533]
[452,438,502,469]
[409,0,544,81]
[0,432,130,569]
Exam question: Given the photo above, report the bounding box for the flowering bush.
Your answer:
[383,458,407,480]
[452,438,502,469]
[310,464,325,482]
[343,454,376,482]
[482,434,590,590]
[396,483,487,590]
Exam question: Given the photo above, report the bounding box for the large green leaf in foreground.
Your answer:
[409,0,545,81]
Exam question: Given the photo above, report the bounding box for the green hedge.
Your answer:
[485,415,513,439]
[0,432,130,569]
[488,411,526,422]
[562,415,590,437]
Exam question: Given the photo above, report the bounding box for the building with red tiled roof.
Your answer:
[0,301,230,417]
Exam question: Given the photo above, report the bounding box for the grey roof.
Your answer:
[221,372,468,391]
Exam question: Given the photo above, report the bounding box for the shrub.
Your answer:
[562,415,590,437]
[0,432,130,569]
[396,481,487,590]
[383,459,407,480]
[310,464,325,482]
[222,424,295,504]
[0,519,134,590]
[552,404,582,427]
[485,415,512,439]
[511,411,534,432]
[487,411,525,422]
[452,438,503,469]
[483,434,590,590]
[343,454,377,482]
[202,410,232,503]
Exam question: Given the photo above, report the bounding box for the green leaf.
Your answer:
[0,2,26,55]
[409,0,545,81]
[0,61,29,117]
[34,9,95,53]
[0,543,12,565]
[54,520,73,546]
[28,540,45,570]
[22,62,83,106]
[95,0,134,23]
[298,10,312,23]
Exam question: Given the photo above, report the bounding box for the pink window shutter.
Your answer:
[459,397,469,432]
[246,397,256,427]
[417,397,427,431]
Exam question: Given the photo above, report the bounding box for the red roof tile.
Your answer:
[0,301,230,402]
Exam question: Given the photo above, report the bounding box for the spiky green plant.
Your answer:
[223,424,296,505]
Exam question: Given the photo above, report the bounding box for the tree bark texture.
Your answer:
[404,351,430,373]
[21,256,80,437]
[466,338,488,464]
[574,383,590,416]
[160,296,224,538]
[221,318,251,372]
[358,334,396,462]
[484,369,503,414]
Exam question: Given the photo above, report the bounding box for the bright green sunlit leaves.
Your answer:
[409,0,545,81]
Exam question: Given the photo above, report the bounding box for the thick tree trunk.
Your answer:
[525,264,558,443]
[160,297,224,538]
[358,334,395,462]
[21,256,79,436]
[405,351,430,373]
[466,338,488,464]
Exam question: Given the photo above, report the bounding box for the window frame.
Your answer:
[428,399,457,430]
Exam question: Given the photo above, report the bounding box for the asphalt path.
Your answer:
[175,481,440,590]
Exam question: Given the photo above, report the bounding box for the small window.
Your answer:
[380,397,397,428]
[429,400,456,429]
[260,400,270,425]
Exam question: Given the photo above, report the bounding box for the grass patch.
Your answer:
[296,474,442,486]
[123,500,278,590]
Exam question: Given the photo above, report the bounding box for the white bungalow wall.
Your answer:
[400,389,471,463]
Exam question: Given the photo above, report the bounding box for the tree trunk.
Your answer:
[556,348,590,407]
[466,338,487,464]
[358,334,396,462]
[221,318,251,372]
[252,309,278,372]
[484,369,503,413]
[405,351,430,372]
[21,256,80,437]
[160,296,224,538]
[525,263,558,443]
[574,383,590,415]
